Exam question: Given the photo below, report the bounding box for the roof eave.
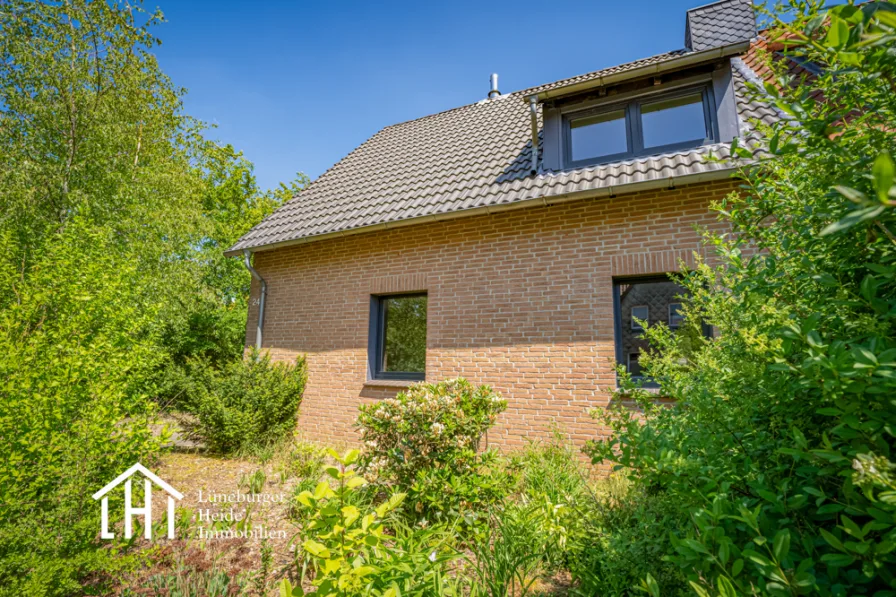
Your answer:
[531,40,752,102]
[225,166,740,257]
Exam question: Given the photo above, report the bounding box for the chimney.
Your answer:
[488,73,500,99]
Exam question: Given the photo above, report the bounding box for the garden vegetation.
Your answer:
[2,0,895,596]
[0,1,306,593]
[585,2,896,594]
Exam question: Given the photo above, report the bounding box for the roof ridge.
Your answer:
[687,0,750,14]
[377,93,520,131]
[516,48,691,95]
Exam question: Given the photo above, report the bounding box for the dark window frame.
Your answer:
[631,305,649,332]
[612,274,712,387]
[562,84,717,170]
[368,292,428,381]
[668,302,684,329]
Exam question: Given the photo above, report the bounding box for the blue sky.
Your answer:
[153,0,709,191]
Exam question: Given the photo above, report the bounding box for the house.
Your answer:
[227,0,777,450]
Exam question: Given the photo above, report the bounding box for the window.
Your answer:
[631,305,649,331]
[564,85,715,168]
[613,276,709,385]
[668,303,684,329]
[641,92,708,150]
[368,293,427,381]
[569,109,628,163]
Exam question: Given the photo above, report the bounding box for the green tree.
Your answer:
[151,144,306,408]
[0,1,302,593]
[588,2,896,595]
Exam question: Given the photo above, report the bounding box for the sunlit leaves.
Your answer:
[585,1,896,595]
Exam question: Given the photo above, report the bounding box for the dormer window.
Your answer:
[569,109,628,163]
[563,84,717,169]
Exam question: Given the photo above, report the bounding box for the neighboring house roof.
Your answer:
[227,0,765,256]
[686,0,757,51]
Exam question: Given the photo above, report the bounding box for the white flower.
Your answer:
[431,422,445,436]
[429,551,437,562]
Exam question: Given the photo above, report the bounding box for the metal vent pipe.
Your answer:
[488,73,500,99]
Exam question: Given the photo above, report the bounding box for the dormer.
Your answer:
[535,0,756,173]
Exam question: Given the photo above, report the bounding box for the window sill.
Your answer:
[363,379,422,389]
[615,386,662,395]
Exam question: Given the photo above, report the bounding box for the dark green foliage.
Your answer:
[194,350,307,454]
[566,480,688,597]
[586,3,896,595]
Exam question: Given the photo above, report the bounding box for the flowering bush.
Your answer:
[357,378,510,524]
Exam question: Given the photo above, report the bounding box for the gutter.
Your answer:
[242,249,267,350]
[532,40,751,102]
[224,166,738,257]
[528,95,540,174]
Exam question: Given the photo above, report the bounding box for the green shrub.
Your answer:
[356,378,511,525]
[507,439,685,596]
[565,477,688,597]
[511,432,589,505]
[283,449,459,597]
[465,504,545,597]
[0,223,166,596]
[587,4,896,596]
[194,349,307,454]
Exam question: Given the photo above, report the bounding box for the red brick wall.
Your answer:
[245,180,736,451]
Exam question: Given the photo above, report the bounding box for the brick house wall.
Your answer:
[245,179,736,451]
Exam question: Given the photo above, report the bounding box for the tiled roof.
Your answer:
[228,2,767,255]
[686,0,756,52]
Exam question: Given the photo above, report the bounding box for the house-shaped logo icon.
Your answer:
[92,462,183,540]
